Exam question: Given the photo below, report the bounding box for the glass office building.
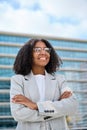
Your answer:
[0,31,87,129]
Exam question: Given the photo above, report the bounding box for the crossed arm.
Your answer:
[12,91,72,110]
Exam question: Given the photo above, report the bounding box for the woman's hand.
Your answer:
[59,91,72,100]
[12,94,38,110]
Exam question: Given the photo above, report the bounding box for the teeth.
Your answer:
[39,57,46,60]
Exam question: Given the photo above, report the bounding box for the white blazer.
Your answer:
[10,71,78,130]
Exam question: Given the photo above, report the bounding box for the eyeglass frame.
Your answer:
[33,47,51,54]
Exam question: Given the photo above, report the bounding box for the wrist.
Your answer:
[33,103,38,110]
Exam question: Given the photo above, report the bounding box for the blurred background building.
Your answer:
[0,31,87,130]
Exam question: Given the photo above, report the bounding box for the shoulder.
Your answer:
[11,74,24,83]
[11,74,24,80]
[55,73,66,80]
[52,73,67,87]
[53,73,66,81]
[47,72,66,83]
[10,75,25,94]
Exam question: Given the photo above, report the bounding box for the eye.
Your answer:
[33,47,51,53]
[44,48,51,53]
[33,47,41,52]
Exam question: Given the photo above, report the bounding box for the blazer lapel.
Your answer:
[24,72,40,102]
[45,71,57,101]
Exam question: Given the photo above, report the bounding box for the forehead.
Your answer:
[34,41,47,47]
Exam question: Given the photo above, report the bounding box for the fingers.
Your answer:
[59,91,72,100]
[12,94,32,106]
[62,91,72,98]
[12,94,37,109]
[12,94,25,103]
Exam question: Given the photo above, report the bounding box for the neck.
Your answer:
[32,67,45,75]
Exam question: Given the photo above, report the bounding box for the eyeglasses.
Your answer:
[33,47,51,54]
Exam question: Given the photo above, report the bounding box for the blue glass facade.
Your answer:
[0,31,87,129]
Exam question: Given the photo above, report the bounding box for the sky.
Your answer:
[0,0,87,40]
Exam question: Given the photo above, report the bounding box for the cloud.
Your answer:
[0,0,87,39]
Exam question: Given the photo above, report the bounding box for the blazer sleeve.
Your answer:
[10,75,44,122]
[37,75,78,118]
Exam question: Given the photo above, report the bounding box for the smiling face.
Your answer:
[32,41,50,71]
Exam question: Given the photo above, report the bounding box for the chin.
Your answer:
[39,63,48,67]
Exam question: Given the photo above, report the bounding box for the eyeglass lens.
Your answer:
[33,47,51,53]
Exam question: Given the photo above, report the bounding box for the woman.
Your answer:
[10,38,78,130]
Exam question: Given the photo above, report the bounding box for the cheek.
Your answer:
[48,55,50,61]
[32,55,39,65]
[32,53,37,61]
[32,58,37,65]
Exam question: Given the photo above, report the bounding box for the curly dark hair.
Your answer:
[13,38,62,75]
